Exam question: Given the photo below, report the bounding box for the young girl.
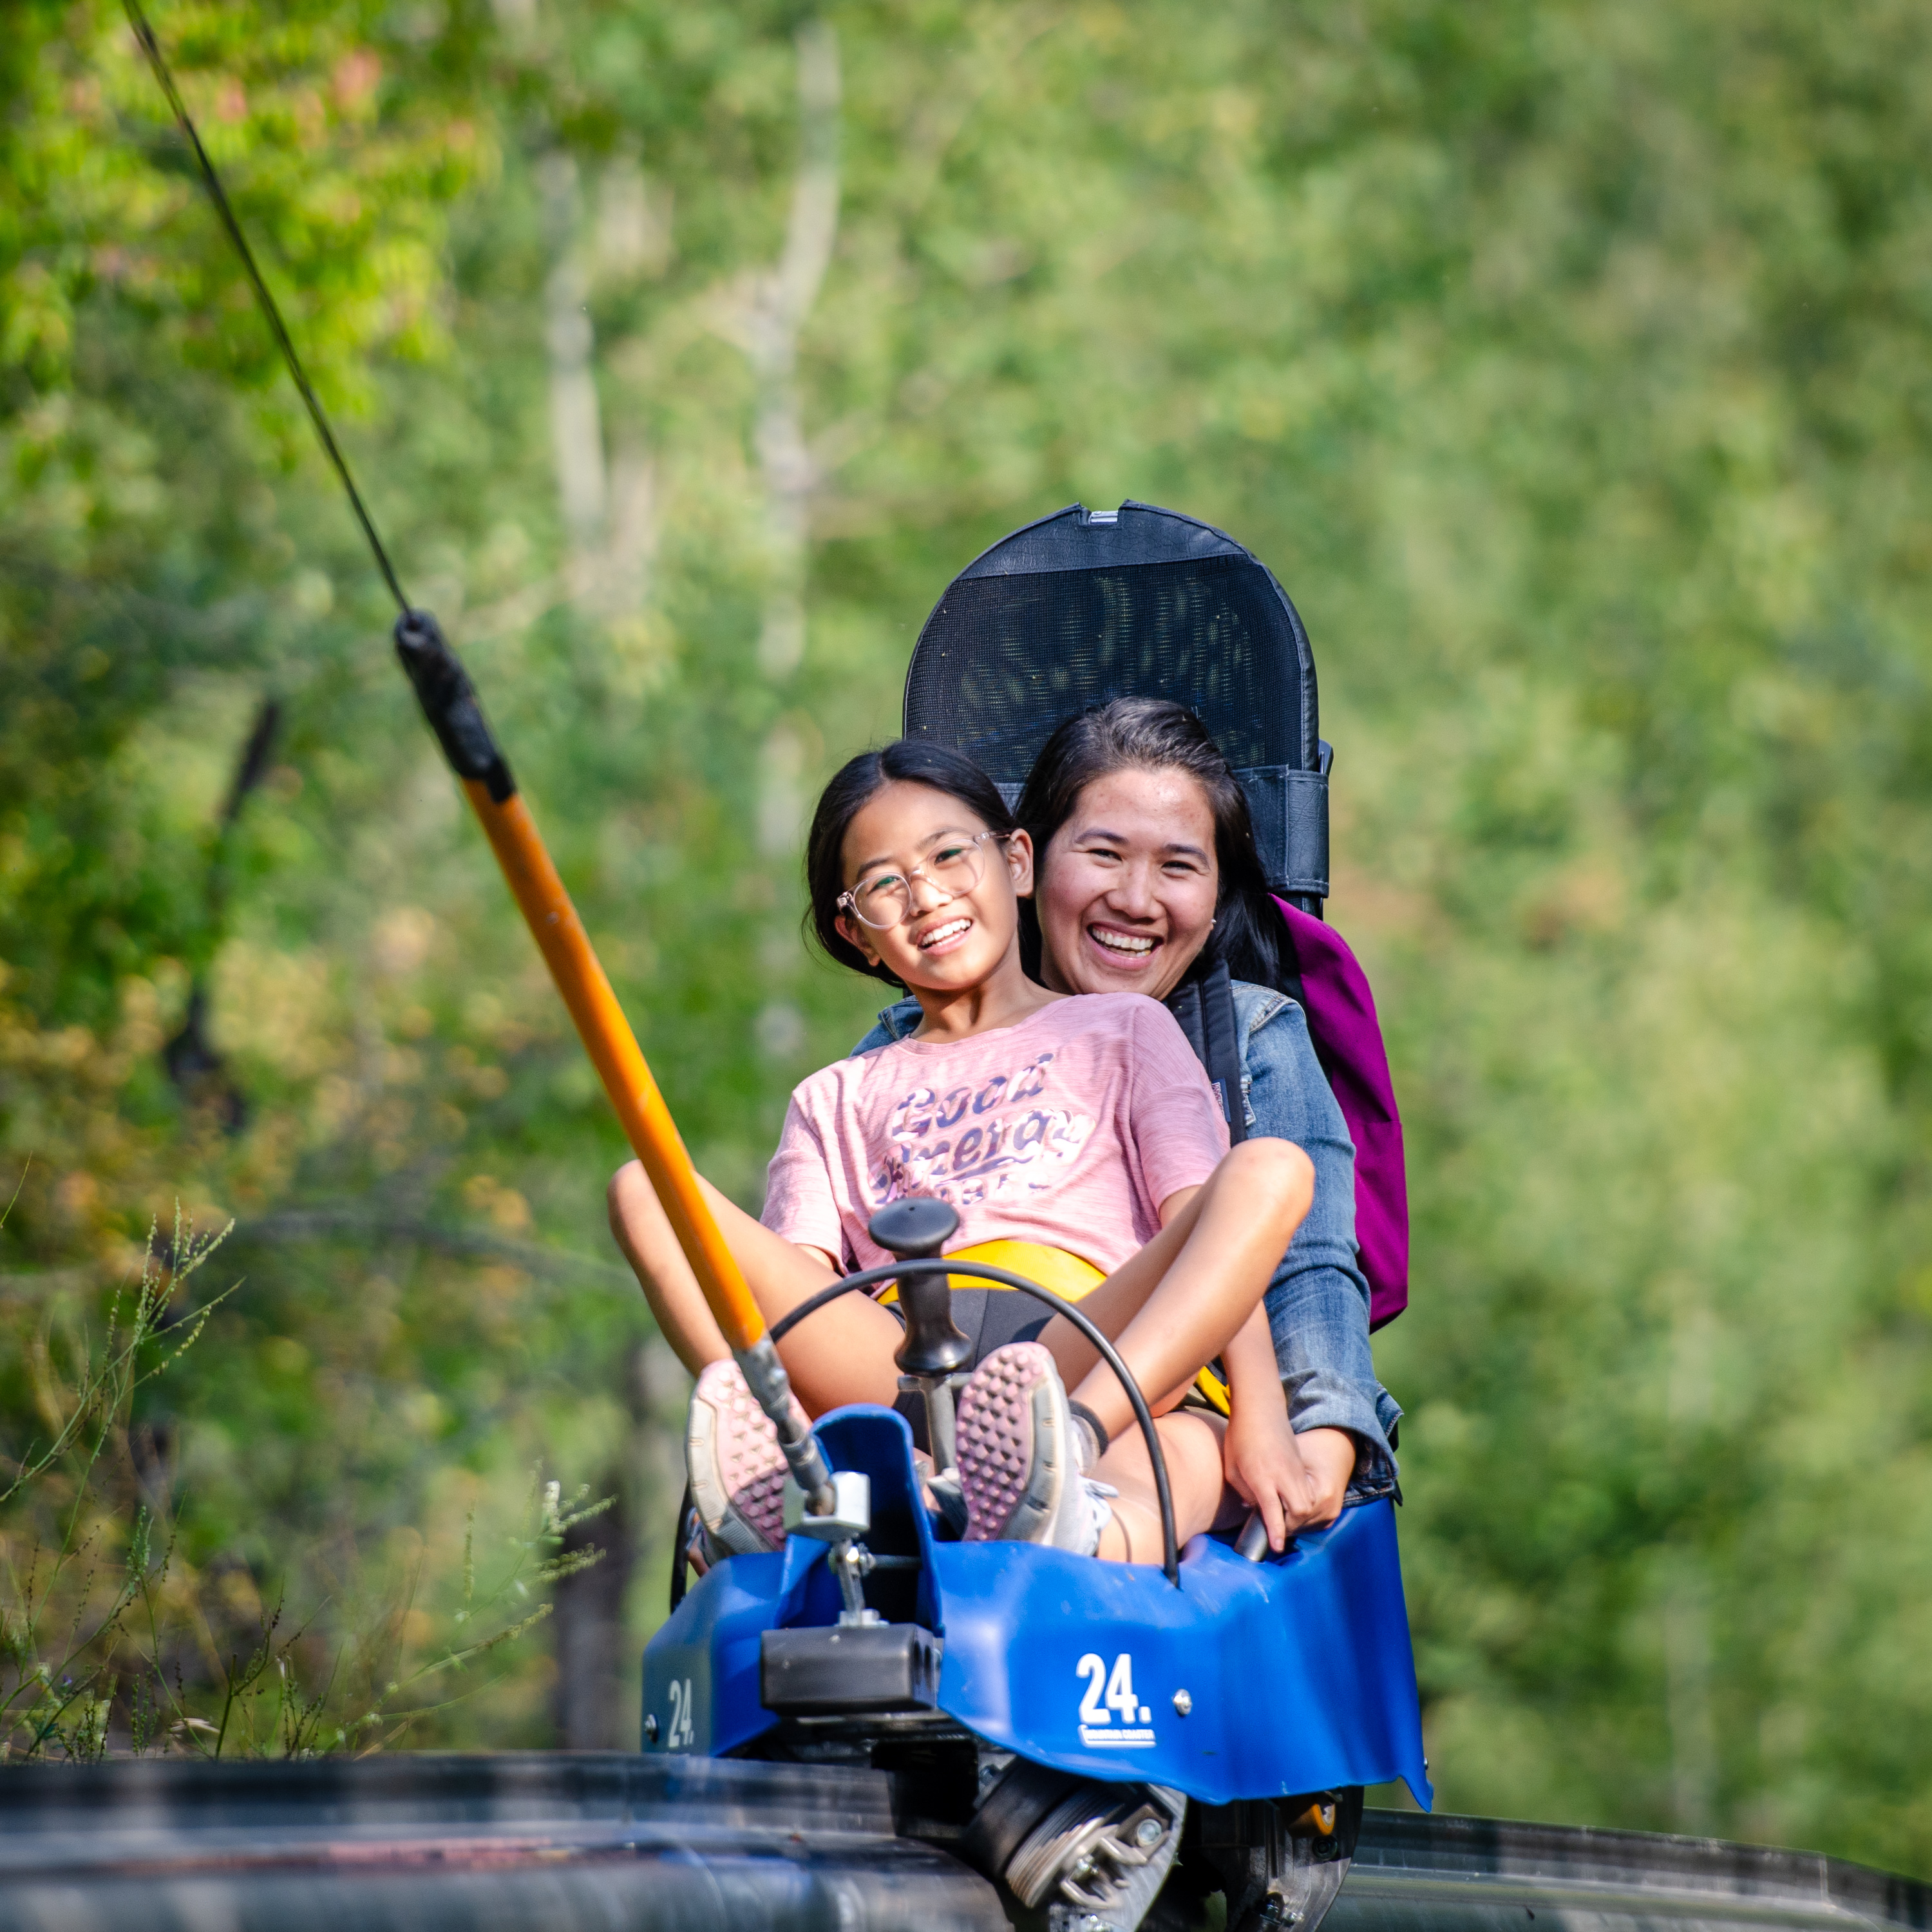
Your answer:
[609,740,1314,1565]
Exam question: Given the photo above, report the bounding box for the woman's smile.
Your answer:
[1085,921,1161,966]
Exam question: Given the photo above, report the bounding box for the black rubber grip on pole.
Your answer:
[393,610,516,802]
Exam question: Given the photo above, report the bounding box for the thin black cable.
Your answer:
[668,1480,694,1615]
[122,0,410,616]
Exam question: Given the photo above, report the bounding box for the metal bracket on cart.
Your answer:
[1182,1786,1364,1932]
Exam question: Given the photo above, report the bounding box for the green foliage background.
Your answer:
[3,0,1930,1866]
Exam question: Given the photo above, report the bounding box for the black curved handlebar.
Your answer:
[769,1259,1180,1586]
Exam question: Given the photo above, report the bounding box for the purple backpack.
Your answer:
[1275,899,1409,1331]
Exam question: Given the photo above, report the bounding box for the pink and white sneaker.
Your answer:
[954,1342,1111,1555]
[685,1359,805,1560]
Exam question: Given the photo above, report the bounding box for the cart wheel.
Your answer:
[961,1757,1186,1929]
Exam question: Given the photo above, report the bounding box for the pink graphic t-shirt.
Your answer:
[761,993,1230,1274]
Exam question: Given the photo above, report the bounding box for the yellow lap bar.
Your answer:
[951,1240,1106,1300]
[1191,1365,1233,1416]
[874,1239,1105,1309]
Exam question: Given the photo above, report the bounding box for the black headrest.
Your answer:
[901,501,1329,900]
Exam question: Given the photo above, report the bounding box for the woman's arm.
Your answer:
[1220,1307,1300,1548]
[1220,1305,1359,1546]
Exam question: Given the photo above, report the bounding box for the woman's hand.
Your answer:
[1222,1397,1314,1553]
[1291,1427,1356,1531]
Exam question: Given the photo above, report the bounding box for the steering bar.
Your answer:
[769,1258,1181,1586]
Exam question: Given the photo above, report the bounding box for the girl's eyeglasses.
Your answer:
[836,831,1008,930]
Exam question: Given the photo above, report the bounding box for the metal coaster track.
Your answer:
[0,1754,1922,1932]
[1340,1811,1932,1932]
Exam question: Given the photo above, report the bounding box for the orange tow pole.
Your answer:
[395,615,831,1504]
[462,779,762,1350]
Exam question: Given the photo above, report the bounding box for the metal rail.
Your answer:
[1340,1810,1931,1932]
[0,1752,1003,1931]
[0,1756,1922,1932]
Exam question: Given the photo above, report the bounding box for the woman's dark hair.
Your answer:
[1014,696,1287,992]
[804,739,1018,985]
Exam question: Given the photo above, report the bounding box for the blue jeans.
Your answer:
[1234,980,1400,1504]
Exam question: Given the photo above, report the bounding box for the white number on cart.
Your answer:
[1075,1651,1156,1747]
[665,1675,697,1750]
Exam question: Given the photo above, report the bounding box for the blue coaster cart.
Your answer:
[644,506,1431,1932]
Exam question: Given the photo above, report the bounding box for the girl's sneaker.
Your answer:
[955,1342,1112,1555]
[685,1359,804,1560]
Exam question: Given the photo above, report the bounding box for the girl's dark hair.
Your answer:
[805,739,1018,985]
[1014,696,1287,992]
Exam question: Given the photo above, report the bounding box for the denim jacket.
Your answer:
[851,985,1399,1503]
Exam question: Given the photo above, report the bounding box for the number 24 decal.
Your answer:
[664,1676,697,1750]
[1077,1651,1150,1726]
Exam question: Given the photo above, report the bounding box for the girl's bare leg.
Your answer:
[608,1159,906,1414]
[1034,1137,1314,1443]
[609,1162,729,1376]
[612,1140,1323,1556]
[1090,1410,1239,1564]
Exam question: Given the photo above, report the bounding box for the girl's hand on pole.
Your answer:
[1218,1300,1309,1549]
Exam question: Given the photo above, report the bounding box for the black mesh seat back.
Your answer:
[902,501,1329,900]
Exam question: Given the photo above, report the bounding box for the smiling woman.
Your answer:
[1023,701,1398,1526]
[1016,699,1291,1005]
